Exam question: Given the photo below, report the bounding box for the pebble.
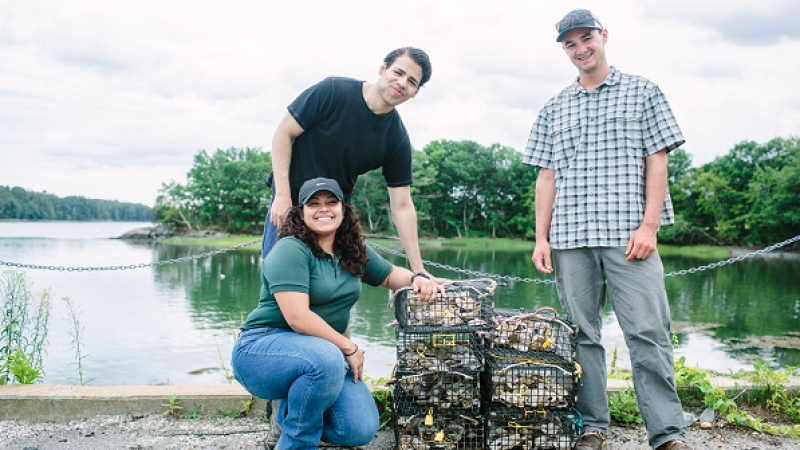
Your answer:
[1,414,797,449]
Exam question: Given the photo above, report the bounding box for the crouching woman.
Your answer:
[232,177,438,450]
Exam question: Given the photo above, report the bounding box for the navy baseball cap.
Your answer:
[298,177,344,205]
[556,9,603,42]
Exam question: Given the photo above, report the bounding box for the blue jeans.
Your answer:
[553,247,686,449]
[232,328,379,450]
[261,196,280,260]
[261,210,279,259]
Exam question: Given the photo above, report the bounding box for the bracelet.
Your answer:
[410,271,430,284]
[343,343,359,357]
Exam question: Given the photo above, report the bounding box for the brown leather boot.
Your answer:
[575,431,607,450]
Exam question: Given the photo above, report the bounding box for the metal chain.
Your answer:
[1,235,798,281]
[0,239,261,272]
[368,234,800,282]
[663,234,800,277]
[365,241,556,284]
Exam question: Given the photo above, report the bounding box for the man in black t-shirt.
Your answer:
[261,47,433,276]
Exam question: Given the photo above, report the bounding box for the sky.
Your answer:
[2,1,799,207]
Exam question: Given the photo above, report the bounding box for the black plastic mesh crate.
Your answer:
[490,307,576,362]
[487,351,579,410]
[396,330,484,372]
[395,405,484,450]
[393,279,496,332]
[485,407,582,450]
[392,368,482,412]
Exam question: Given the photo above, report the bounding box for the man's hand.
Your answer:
[532,241,553,274]
[269,193,293,228]
[626,226,658,261]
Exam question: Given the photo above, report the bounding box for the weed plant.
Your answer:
[364,375,394,430]
[162,393,184,417]
[660,357,798,438]
[604,341,800,439]
[63,297,93,385]
[608,389,642,424]
[1,270,51,384]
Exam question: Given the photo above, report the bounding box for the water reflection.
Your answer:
[158,242,800,379]
[151,244,262,327]
[4,223,796,385]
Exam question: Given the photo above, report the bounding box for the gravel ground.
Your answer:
[1,414,797,450]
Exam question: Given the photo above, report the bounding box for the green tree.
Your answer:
[0,186,151,221]
[352,170,390,234]
[699,137,796,242]
[185,148,271,233]
[667,147,692,186]
[745,142,800,245]
[154,181,195,230]
[682,170,739,243]
[481,145,537,238]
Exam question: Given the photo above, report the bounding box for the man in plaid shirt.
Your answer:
[523,9,691,450]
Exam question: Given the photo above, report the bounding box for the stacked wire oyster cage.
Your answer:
[391,279,497,450]
[485,307,582,450]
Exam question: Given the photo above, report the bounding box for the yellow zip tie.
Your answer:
[432,334,456,347]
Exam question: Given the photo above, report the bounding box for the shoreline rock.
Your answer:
[116,225,229,240]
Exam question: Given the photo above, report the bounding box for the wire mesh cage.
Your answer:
[392,368,482,412]
[485,407,582,450]
[396,330,485,372]
[395,405,484,450]
[490,307,576,363]
[393,279,497,332]
[486,350,580,410]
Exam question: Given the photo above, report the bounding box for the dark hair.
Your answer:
[384,47,432,87]
[278,202,369,277]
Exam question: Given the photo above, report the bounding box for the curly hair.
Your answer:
[278,202,369,277]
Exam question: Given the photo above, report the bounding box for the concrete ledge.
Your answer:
[2,376,797,421]
[0,384,267,421]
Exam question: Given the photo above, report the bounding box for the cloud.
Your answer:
[1,1,799,205]
[642,0,800,46]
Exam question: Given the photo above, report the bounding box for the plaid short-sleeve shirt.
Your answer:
[523,68,685,249]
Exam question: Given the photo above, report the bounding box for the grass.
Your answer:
[657,244,731,259]
[165,235,261,251]
[164,235,733,260]
[163,235,536,252]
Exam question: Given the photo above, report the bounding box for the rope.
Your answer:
[1,235,798,281]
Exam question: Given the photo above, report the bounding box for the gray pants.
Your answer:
[553,247,686,449]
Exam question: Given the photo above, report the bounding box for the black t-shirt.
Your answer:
[284,76,413,203]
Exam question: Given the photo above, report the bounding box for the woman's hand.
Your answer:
[382,267,444,302]
[412,275,440,302]
[344,346,366,382]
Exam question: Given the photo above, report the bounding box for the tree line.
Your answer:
[154,137,799,246]
[0,186,152,222]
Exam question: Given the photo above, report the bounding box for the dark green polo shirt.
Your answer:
[241,237,393,334]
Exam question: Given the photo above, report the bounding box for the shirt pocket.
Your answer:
[549,118,580,172]
[603,111,645,158]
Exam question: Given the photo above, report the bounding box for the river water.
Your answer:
[1,221,798,386]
